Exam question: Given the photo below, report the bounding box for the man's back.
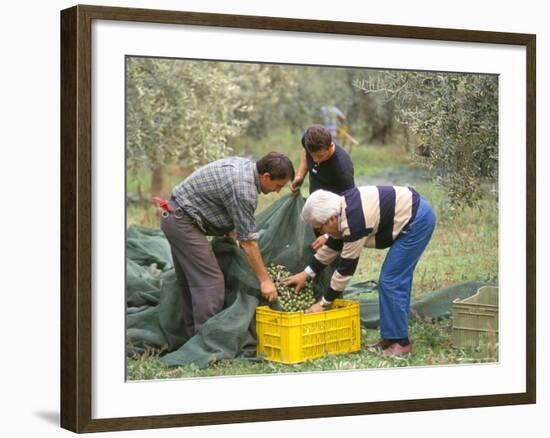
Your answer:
[306,142,354,195]
[172,157,260,237]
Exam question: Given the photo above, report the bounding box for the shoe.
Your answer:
[383,342,413,356]
[368,339,394,350]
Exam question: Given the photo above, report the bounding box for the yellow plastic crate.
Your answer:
[256,299,361,364]
[452,286,499,348]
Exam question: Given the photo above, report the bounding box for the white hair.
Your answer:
[301,190,342,224]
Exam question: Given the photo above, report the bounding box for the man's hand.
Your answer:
[311,234,328,252]
[306,301,326,314]
[290,175,304,193]
[282,271,309,294]
[260,279,277,303]
[240,240,276,302]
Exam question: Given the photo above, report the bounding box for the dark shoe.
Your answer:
[383,342,413,356]
[368,339,394,350]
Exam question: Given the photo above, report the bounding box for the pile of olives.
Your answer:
[267,264,317,312]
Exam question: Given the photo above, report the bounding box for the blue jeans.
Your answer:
[378,196,436,340]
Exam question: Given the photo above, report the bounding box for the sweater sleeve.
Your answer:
[308,237,344,274]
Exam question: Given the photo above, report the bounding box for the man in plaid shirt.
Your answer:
[161,152,294,338]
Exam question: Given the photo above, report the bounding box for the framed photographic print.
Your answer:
[60,4,536,433]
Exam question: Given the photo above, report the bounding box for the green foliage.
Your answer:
[126,58,353,170]
[126,57,249,173]
[349,75,399,144]
[126,58,499,208]
[353,71,499,207]
[230,64,362,139]
[282,67,358,133]
[228,64,301,138]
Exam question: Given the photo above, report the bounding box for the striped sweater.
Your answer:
[309,186,420,301]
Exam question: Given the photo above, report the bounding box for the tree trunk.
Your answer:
[150,166,165,197]
[137,181,144,202]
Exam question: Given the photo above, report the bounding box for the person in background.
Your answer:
[321,105,346,140]
[161,152,294,338]
[290,124,354,251]
[283,186,436,356]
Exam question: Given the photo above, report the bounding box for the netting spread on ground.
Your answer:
[126,194,488,368]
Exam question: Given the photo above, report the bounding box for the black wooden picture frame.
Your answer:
[60,4,536,433]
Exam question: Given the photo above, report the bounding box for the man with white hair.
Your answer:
[283,186,436,356]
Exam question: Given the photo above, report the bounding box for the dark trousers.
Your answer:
[160,204,225,338]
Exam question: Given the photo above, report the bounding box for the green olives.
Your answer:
[267,264,316,313]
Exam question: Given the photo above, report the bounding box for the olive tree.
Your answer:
[126,57,249,194]
[354,70,498,206]
[227,63,301,138]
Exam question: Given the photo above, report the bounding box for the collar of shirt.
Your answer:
[253,165,261,194]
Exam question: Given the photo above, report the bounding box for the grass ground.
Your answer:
[128,318,498,380]
[126,128,499,379]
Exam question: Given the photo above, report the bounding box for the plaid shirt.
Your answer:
[172,157,261,241]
